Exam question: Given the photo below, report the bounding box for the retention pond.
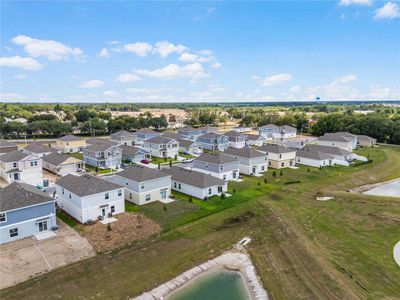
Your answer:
[363,179,400,197]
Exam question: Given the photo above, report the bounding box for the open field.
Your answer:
[1,146,399,299]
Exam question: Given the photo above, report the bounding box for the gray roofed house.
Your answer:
[296,148,333,160]
[192,152,240,181]
[259,124,297,139]
[0,182,57,244]
[245,134,264,147]
[296,148,334,168]
[23,143,57,157]
[223,147,268,175]
[84,139,119,152]
[195,152,239,165]
[357,135,377,147]
[55,174,121,197]
[161,132,182,139]
[317,132,358,151]
[116,165,170,183]
[145,136,175,144]
[163,166,225,189]
[257,144,296,154]
[143,136,179,158]
[42,153,84,176]
[0,140,18,154]
[303,144,351,156]
[42,152,76,166]
[111,130,135,138]
[83,139,122,169]
[111,130,137,146]
[224,147,266,158]
[0,181,53,212]
[58,135,82,142]
[0,150,29,163]
[119,145,150,163]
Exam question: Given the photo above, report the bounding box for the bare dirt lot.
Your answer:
[0,220,95,289]
[81,213,161,253]
[111,108,187,119]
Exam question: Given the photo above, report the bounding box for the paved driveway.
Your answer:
[0,220,95,289]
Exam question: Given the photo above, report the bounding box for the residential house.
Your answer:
[245,134,264,147]
[302,144,354,165]
[42,153,84,176]
[177,127,205,140]
[135,129,160,145]
[178,139,202,155]
[143,137,179,158]
[0,182,57,244]
[257,144,296,169]
[296,148,334,168]
[55,174,124,223]
[0,140,18,155]
[0,151,43,185]
[192,153,240,181]
[233,126,252,133]
[23,143,58,158]
[163,166,227,199]
[317,132,357,151]
[111,130,137,146]
[161,132,183,140]
[272,136,318,149]
[224,131,247,149]
[55,135,86,153]
[224,147,268,175]
[83,140,122,169]
[197,133,229,152]
[357,135,377,147]
[112,165,171,205]
[120,145,151,163]
[259,124,297,139]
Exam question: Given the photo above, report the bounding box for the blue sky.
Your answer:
[1,0,399,103]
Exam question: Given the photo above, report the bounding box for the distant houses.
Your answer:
[192,153,240,181]
[143,137,179,158]
[112,165,171,205]
[83,140,122,169]
[110,130,137,146]
[23,143,58,158]
[135,129,160,145]
[224,131,247,149]
[259,124,297,139]
[42,153,84,176]
[245,134,264,147]
[55,135,86,153]
[163,166,227,199]
[197,133,229,152]
[178,139,202,155]
[224,147,268,175]
[55,174,125,223]
[357,135,377,147]
[0,151,43,185]
[0,182,57,244]
[258,144,296,169]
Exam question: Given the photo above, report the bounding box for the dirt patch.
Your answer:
[81,213,161,253]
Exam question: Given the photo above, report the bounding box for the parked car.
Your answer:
[121,164,129,169]
[141,159,151,164]
[183,158,193,163]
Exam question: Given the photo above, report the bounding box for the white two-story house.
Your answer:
[258,144,296,169]
[143,137,179,158]
[224,147,268,175]
[55,174,125,223]
[224,131,247,149]
[317,132,357,151]
[192,153,240,181]
[197,133,229,152]
[111,130,137,146]
[259,124,297,140]
[0,151,43,185]
[112,165,171,205]
[83,140,122,169]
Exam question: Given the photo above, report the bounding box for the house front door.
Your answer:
[101,208,106,217]
[252,167,256,174]
[160,189,167,199]
[38,220,48,232]
[13,173,19,180]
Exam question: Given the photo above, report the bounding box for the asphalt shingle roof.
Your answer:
[163,166,225,188]
[0,150,30,162]
[198,133,224,139]
[178,139,196,148]
[145,136,176,144]
[296,149,333,160]
[42,153,80,165]
[55,174,121,197]
[24,143,57,154]
[224,147,266,159]
[119,145,148,156]
[58,135,83,142]
[111,130,136,138]
[0,182,53,212]
[0,140,17,148]
[257,144,296,154]
[195,152,239,165]
[318,132,356,142]
[116,165,170,182]
[303,144,351,156]
[246,134,262,141]
[84,140,119,152]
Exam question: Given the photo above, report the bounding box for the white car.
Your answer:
[183,158,193,163]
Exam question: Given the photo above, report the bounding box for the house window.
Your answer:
[141,184,144,190]
[129,193,132,199]
[174,182,177,188]
[279,154,282,159]
[30,161,38,167]
[233,172,237,179]
[261,166,265,171]
[118,190,122,196]
[69,193,71,199]
[9,228,18,238]
[220,166,223,171]
[105,193,109,200]
[145,194,151,201]
[62,188,64,195]
[268,161,271,166]
[111,206,115,213]
[208,188,212,195]
[178,183,181,189]
[126,182,128,185]
[281,162,284,167]
[12,162,17,168]
[0,213,6,222]
[223,175,227,180]
[218,186,223,193]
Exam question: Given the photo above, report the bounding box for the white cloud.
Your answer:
[79,80,104,88]
[126,87,173,94]
[115,73,140,83]
[0,56,42,70]
[123,42,153,56]
[179,52,213,63]
[374,2,400,20]
[290,86,300,93]
[368,86,399,99]
[13,74,27,80]
[211,62,222,69]
[305,74,361,100]
[98,48,110,58]
[12,35,84,61]
[134,63,209,80]
[153,41,187,57]
[339,0,372,6]
[253,73,293,86]
[0,93,26,102]
[103,90,120,97]
[331,74,357,85]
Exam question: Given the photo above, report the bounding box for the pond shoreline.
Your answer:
[133,251,269,300]
[348,178,400,194]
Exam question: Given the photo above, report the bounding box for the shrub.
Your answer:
[169,160,172,167]
[220,193,226,199]
[279,170,283,176]
[188,196,193,203]
[107,224,112,232]
[232,188,236,194]
[284,180,301,185]
[258,181,261,186]
[203,196,209,201]
[272,170,277,177]
[163,204,167,212]
[264,177,267,184]
[307,168,310,172]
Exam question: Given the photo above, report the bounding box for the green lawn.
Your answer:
[3,146,400,300]
[150,156,178,165]
[67,152,83,160]
[56,210,82,231]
